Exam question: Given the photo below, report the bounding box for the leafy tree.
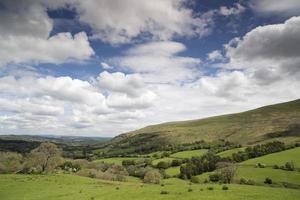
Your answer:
[156,161,170,169]
[25,142,62,173]
[0,151,23,173]
[143,169,162,184]
[217,162,237,183]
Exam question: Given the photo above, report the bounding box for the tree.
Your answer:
[143,169,162,184]
[156,161,170,169]
[0,152,23,173]
[25,142,62,173]
[217,162,237,184]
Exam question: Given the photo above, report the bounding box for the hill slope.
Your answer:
[109,99,300,152]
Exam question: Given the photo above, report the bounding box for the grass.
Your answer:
[93,157,142,165]
[217,148,245,158]
[112,99,300,147]
[241,147,300,168]
[1,174,300,200]
[236,166,300,185]
[170,149,208,159]
[165,167,180,177]
[152,157,174,165]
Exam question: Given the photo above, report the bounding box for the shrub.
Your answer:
[239,178,255,185]
[122,160,135,167]
[143,169,162,184]
[0,152,23,174]
[273,164,279,169]
[188,188,193,192]
[264,177,272,184]
[256,163,266,168]
[222,185,229,190]
[209,173,220,182]
[190,176,200,184]
[156,161,170,169]
[207,187,214,190]
[171,159,182,167]
[285,162,295,171]
[160,191,169,195]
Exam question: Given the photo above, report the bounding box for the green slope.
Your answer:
[111,99,300,150]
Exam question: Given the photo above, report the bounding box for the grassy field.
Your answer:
[170,149,208,159]
[217,148,245,158]
[93,157,142,165]
[241,147,300,168]
[165,166,180,177]
[152,157,175,165]
[1,174,300,200]
[195,148,300,186]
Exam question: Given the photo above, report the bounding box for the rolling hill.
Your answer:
[107,99,300,153]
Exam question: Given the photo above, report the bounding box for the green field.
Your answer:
[217,148,245,158]
[1,174,300,200]
[94,157,142,165]
[152,157,175,165]
[241,147,300,168]
[170,149,208,159]
[165,166,180,177]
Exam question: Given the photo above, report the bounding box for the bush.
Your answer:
[0,152,23,174]
[285,162,295,171]
[222,185,229,190]
[171,159,182,167]
[188,188,193,192]
[143,169,162,184]
[239,178,255,185]
[156,161,170,169]
[190,176,200,184]
[255,163,266,168]
[264,177,272,184]
[207,187,214,190]
[273,164,279,169]
[209,173,220,182]
[160,191,169,195]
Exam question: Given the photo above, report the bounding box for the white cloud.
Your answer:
[97,71,146,97]
[250,0,300,16]
[0,0,94,66]
[207,50,224,61]
[219,3,246,16]
[114,41,202,83]
[66,0,213,44]
[224,16,300,84]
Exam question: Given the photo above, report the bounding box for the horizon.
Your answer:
[0,0,300,137]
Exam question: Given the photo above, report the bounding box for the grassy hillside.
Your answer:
[170,149,208,159]
[109,99,300,153]
[1,174,300,200]
[196,147,300,187]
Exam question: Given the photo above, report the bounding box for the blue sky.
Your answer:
[0,0,300,136]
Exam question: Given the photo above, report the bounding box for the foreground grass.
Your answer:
[1,174,300,200]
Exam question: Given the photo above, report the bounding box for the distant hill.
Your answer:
[108,99,300,153]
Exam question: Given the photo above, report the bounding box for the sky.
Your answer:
[0,0,300,137]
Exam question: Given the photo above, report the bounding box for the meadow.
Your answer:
[170,149,208,159]
[1,174,300,200]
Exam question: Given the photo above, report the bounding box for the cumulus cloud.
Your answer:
[64,0,213,44]
[0,0,94,66]
[224,16,300,84]
[250,0,300,16]
[114,41,202,83]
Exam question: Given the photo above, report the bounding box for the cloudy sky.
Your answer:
[0,0,300,137]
